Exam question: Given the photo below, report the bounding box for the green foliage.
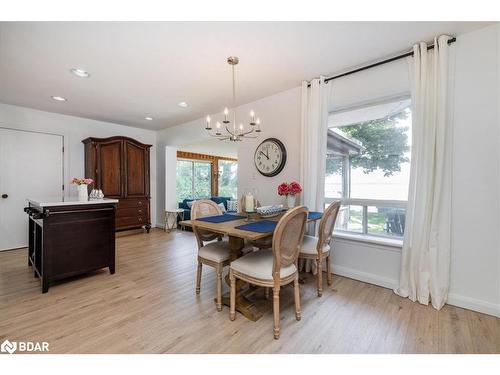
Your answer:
[326,110,410,177]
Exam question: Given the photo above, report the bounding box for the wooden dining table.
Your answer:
[180,211,322,321]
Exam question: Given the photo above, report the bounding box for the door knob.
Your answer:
[1,194,8,199]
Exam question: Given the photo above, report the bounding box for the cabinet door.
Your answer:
[124,141,149,197]
[97,140,123,198]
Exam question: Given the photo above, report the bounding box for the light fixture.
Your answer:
[178,101,188,108]
[70,68,90,78]
[144,117,153,121]
[51,96,67,102]
[204,56,262,142]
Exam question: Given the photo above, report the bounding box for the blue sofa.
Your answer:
[177,197,234,228]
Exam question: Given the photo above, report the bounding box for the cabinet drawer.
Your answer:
[116,215,149,228]
[118,198,149,208]
[118,206,148,217]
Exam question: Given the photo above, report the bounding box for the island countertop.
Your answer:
[27,197,119,208]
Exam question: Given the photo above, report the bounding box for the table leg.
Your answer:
[219,235,264,321]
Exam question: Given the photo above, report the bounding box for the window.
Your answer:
[325,98,411,239]
[176,159,212,201]
[218,159,238,199]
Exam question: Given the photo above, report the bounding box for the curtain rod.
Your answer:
[309,37,457,86]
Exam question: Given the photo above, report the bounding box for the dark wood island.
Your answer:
[25,197,119,293]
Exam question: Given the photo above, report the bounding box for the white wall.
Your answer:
[156,24,500,317]
[448,24,500,316]
[236,88,302,205]
[0,103,157,227]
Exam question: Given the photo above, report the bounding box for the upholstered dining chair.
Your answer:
[191,200,230,312]
[298,200,341,297]
[229,206,308,339]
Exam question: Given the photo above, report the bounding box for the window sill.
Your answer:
[333,231,403,249]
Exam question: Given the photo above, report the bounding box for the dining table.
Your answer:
[180,210,322,321]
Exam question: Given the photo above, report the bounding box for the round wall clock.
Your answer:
[254,138,287,177]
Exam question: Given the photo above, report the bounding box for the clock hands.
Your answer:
[259,150,269,160]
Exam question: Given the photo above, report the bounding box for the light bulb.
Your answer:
[224,108,229,115]
[206,115,211,123]
[216,122,221,129]
[250,110,255,117]
[239,124,243,130]
[256,118,261,125]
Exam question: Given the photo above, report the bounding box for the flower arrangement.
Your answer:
[277,181,302,196]
[71,177,94,185]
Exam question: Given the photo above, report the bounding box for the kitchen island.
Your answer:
[25,197,118,293]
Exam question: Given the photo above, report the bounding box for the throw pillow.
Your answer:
[218,203,227,213]
[227,200,238,212]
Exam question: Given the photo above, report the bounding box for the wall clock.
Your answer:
[254,138,287,177]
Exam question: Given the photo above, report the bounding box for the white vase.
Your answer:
[286,194,296,209]
[77,184,88,202]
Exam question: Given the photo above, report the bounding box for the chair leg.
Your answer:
[229,270,236,321]
[196,261,202,294]
[216,265,223,312]
[273,286,280,339]
[326,254,333,286]
[294,275,301,321]
[316,258,323,297]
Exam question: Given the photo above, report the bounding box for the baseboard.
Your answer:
[155,223,165,229]
[332,264,398,290]
[447,293,500,318]
[332,265,500,318]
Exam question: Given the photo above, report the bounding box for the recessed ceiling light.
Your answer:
[144,117,153,121]
[70,68,90,78]
[178,101,188,108]
[51,96,67,102]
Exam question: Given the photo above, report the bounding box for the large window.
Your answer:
[325,98,411,239]
[176,159,212,201]
[218,159,238,199]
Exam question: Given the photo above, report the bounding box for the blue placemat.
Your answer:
[308,211,322,220]
[235,220,278,233]
[197,214,246,223]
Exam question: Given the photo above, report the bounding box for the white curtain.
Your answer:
[299,77,331,274]
[395,35,454,310]
[300,77,330,213]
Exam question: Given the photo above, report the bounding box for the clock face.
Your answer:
[254,138,287,177]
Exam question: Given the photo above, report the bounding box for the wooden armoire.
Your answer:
[82,136,152,232]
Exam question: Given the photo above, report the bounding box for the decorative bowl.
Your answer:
[257,204,284,218]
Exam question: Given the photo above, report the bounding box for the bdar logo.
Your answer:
[1,339,17,354]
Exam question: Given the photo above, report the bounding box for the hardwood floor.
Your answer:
[0,229,498,354]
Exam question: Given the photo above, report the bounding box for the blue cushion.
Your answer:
[178,196,231,210]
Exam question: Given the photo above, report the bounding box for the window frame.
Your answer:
[176,150,238,199]
[326,94,411,245]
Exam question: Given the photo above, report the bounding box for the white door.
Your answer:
[0,129,63,251]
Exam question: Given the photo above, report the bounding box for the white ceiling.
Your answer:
[0,22,492,130]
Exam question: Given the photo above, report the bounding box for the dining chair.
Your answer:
[229,206,308,339]
[298,200,341,297]
[191,199,230,311]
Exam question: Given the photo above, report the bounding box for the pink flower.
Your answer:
[71,177,94,185]
[289,181,302,195]
[277,182,290,196]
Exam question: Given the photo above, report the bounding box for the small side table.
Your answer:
[164,209,185,232]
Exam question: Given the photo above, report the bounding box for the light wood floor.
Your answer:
[0,229,498,354]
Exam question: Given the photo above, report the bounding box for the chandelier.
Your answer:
[204,56,261,141]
